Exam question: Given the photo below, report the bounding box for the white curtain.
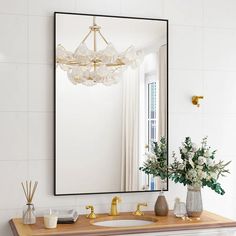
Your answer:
[121,67,140,191]
[158,45,167,140]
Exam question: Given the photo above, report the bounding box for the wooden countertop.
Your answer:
[9,211,236,236]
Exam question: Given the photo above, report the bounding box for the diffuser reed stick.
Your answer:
[21,181,38,203]
[21,181,38,224]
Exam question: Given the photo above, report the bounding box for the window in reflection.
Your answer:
[148,82,157,148]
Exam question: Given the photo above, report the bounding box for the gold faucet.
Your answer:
[109,196,122,216]
[86,205,96,219]
[133,203,147,216]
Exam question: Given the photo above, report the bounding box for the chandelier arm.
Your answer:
[93,27,97,72]
[98,30,109,45]
[110,66,122,74]
[82,29,92,43]
[93,16,96,25]
[93,29,97,52]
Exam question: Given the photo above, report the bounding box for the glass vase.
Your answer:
[174,198,187,218]
[186,185,203,218]
[22,203,36,224]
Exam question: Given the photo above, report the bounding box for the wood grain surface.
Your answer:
[9,211,236,236]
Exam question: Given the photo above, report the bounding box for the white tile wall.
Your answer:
[120,0,163,18]
[0,0,27,15]
[0,0,236,235]
[0,15,28,63]
[28,112,54,160]
[0,113,28,160]
[28,64,54,112]
[169,112,203,153]
[28,0,76,16]
[163,0,203,26]
[76,0,121,15]
[203,71,236,114]
[203,28,236,71]
[169,25,203,70]
[0,63,28,111]
[169,69,203,113]
[28,16,54,64]
[203,0,236,29]
[202,114,236,157]
[0,161,28,209]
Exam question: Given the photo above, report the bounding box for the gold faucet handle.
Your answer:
[86,205,96,219]
[133,203,148,216]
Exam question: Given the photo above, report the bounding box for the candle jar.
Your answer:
[22,203,36,224]
[44,213,58,229]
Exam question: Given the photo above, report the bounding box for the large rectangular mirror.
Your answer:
[54,13,168,195]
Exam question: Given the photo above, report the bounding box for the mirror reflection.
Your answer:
[55,13,168,195]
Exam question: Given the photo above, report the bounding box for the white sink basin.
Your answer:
[93,219,155,227]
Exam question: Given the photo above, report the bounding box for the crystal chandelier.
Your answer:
[56,16,142,86]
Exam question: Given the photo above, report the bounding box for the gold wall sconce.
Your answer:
[192,96,204,107]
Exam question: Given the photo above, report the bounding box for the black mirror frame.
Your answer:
[53,12,169,196]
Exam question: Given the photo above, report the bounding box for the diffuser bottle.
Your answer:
[23,203,36,224]
[21,181,38,225]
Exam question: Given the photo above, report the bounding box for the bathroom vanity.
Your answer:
[9,211,236,236]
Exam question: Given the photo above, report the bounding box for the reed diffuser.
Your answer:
[21,181,38,224]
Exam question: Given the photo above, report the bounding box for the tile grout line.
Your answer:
[0,111,54,113]
[26,0,30,179]
[169,111,236,116]
[161,0,165,19]
[0,61,53,65]
[201,0,204,137]
[169,23,236,31]
[169,68,236,72]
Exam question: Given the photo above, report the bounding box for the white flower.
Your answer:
[178,163,185,170]
[197,169,202,175]
[206,175,212,181]
[181,147,188,154]
[210,172,218,179]
[204,150,211,158]
[147,153,156,162]
[188,152,194,159]
[207,158,215,167]
[187,169,199,182]
[191,143,198,152]
[198,156,206,165]
[202,172,207,179]
[197,170,207,179]
[196,165,203,170]
[188,169,197,178]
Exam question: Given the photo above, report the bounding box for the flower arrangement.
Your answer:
[139,137,168,180]
[169,137,231,195]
